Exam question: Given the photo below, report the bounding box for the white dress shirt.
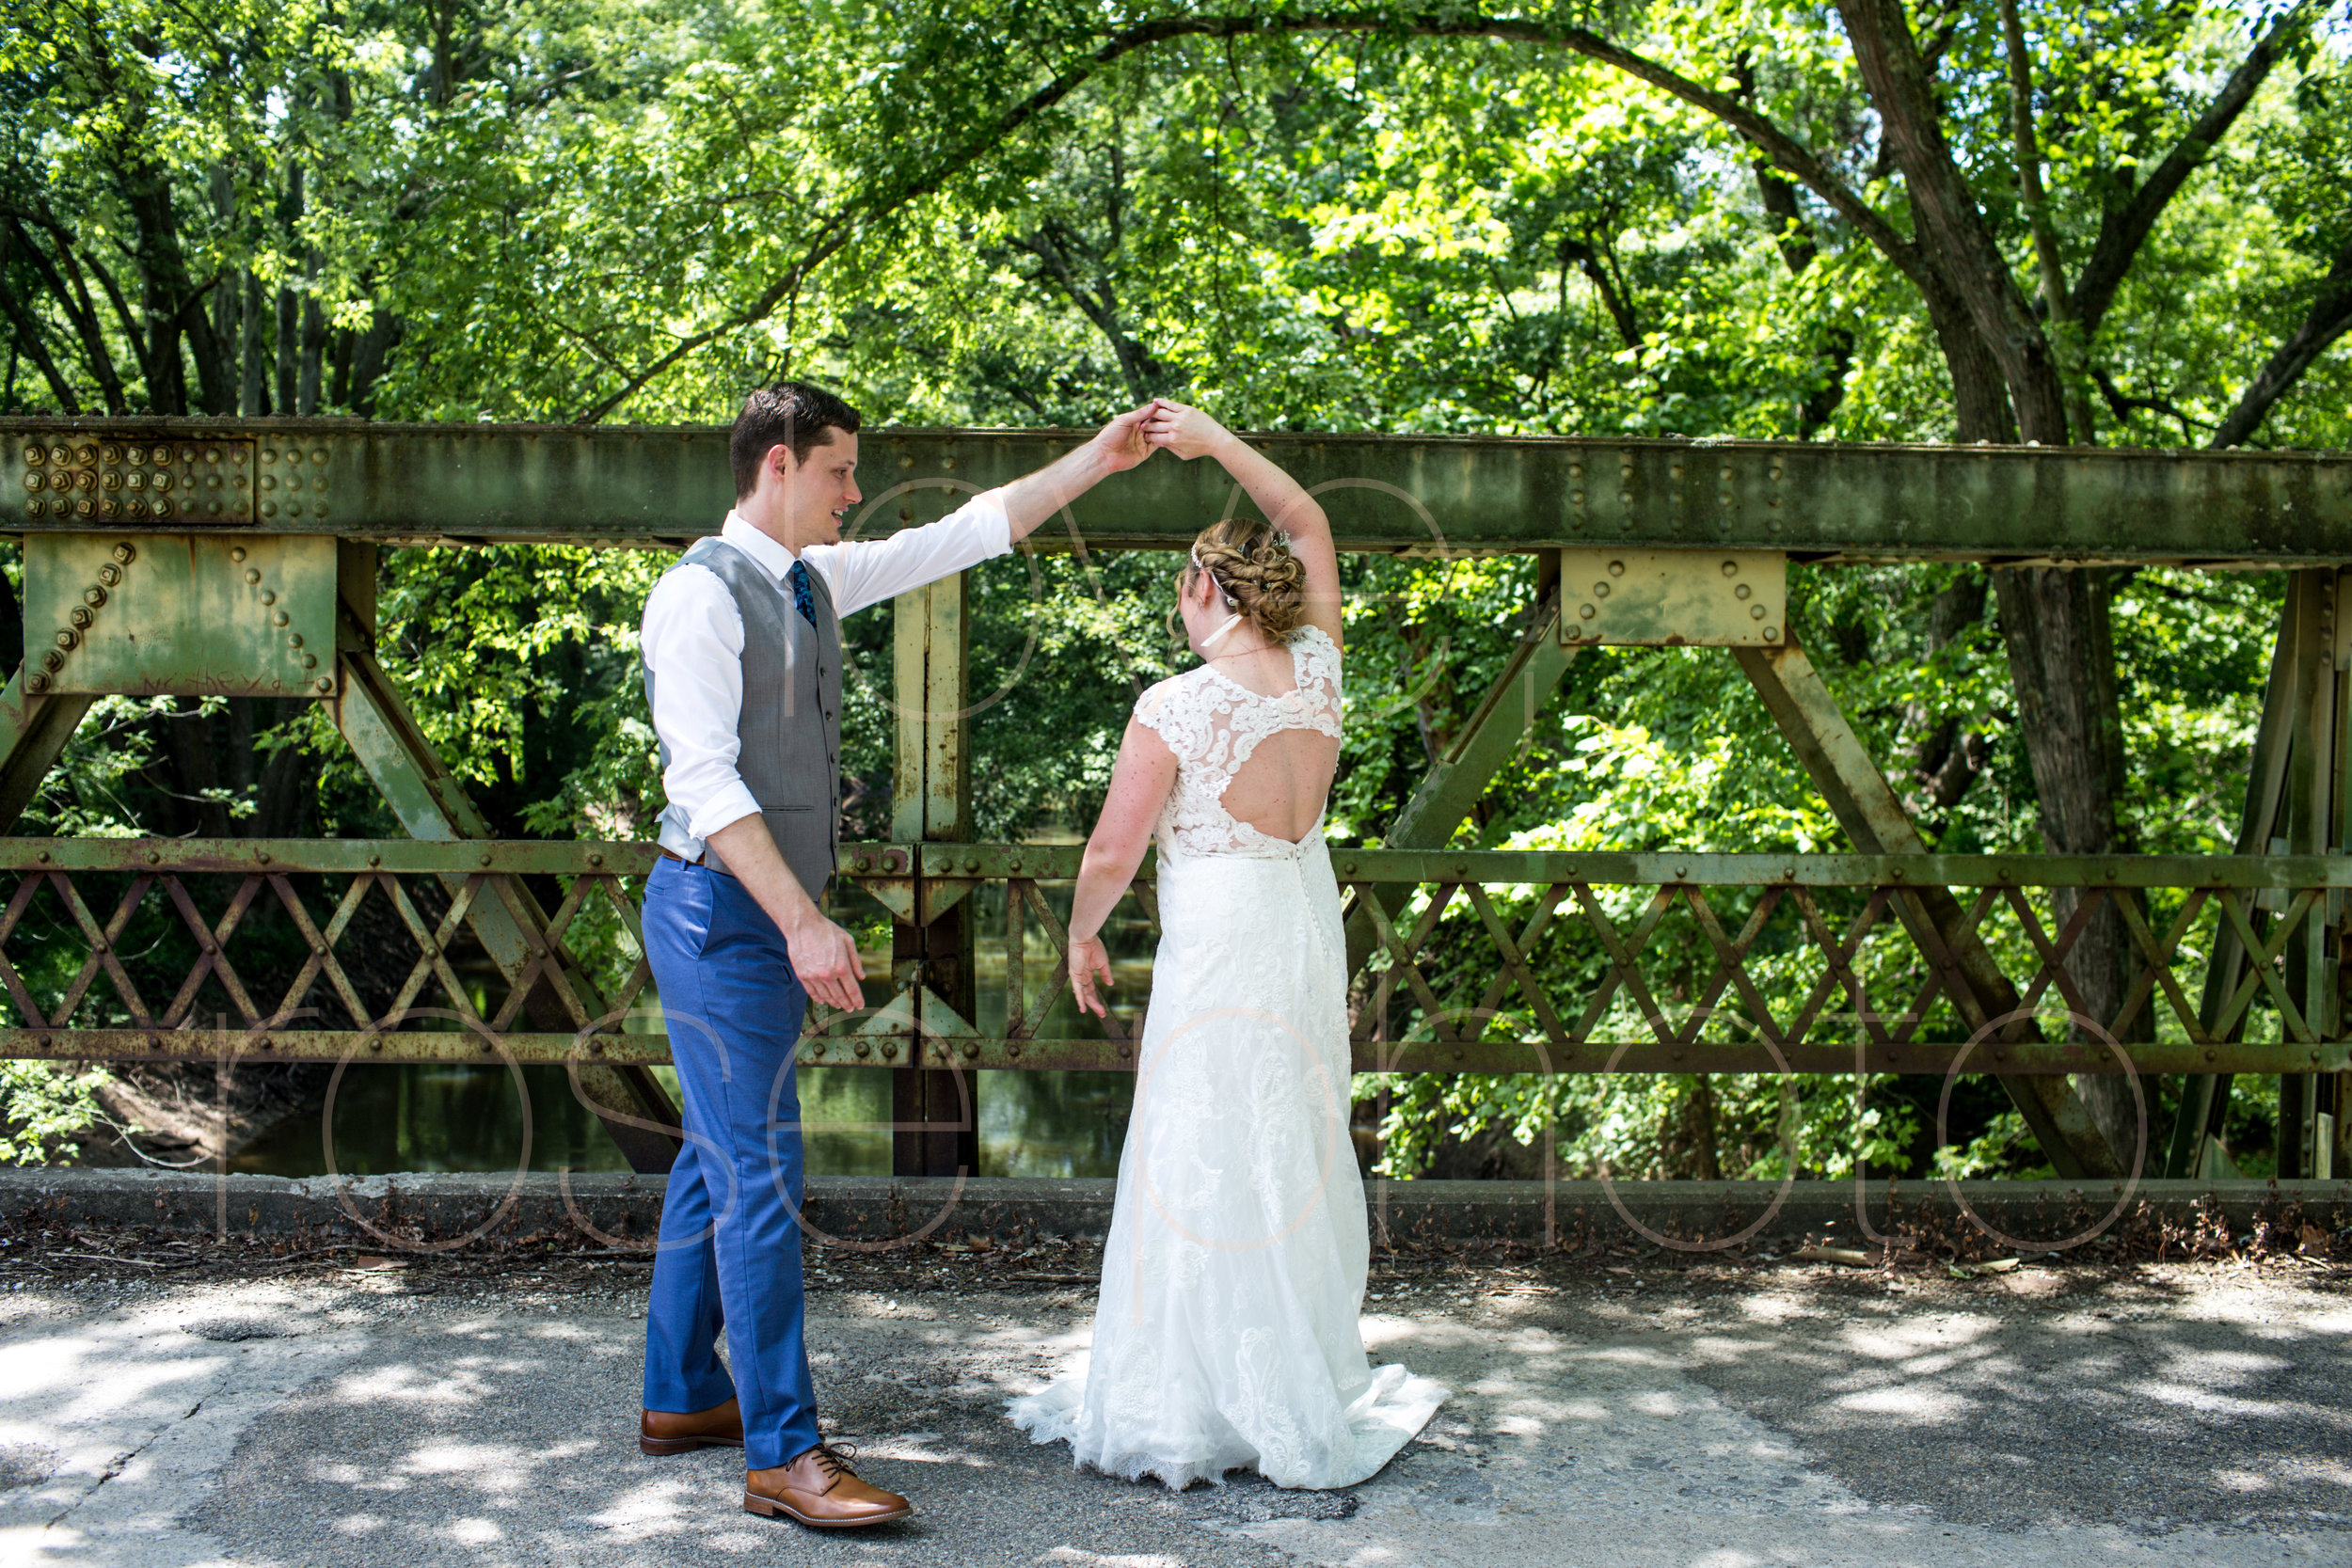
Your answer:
[644,496,1013,857]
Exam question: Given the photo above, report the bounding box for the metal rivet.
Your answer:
[287,634,302,649]
[261,590,276,606]
[367,853,381,866]
[587,852,603,866]
[230,546,246,562]
[302,655,316,669]
[246,569,263,585]
[147,850,161,864]
[1722,561,1738,577]
[1735,583,1752,600]
[1764,626,1780,641]
[256,850,271,864]
[272,610,289,626]
[854,1041,872,1059]
[1608,560,1625,576]
[479,852,492,866]
[262,502,276,517]
[962,1041,980,1059]
[1750,604,1766,620]
[317,676,334,692]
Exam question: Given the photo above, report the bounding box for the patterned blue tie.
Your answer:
[787,559,817,626]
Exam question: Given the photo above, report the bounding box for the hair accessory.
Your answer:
[1271,529,1292,548]
[1198,610,1248,651]
[1189,545,1236,608]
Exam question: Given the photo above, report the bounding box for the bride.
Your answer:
[1007,400,1448,1490]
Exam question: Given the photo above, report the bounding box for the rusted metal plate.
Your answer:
[1558,549,1788,646]
[12,433,257,527]
[6,419,2351,562]
[22,533,340,698]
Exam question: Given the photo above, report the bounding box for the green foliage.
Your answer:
[3,0,2345,1180]
[0,1060,115,1164]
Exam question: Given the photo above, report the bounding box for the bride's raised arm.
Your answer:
[1140,400,1343,649]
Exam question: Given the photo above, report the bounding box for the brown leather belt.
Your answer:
[659,847,727,873]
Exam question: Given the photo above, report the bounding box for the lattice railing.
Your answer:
[0,838,2344,1078]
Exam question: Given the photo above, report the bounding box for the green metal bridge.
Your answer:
[2,420,2347,1187]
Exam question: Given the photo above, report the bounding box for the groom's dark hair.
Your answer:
[732,380,863,499]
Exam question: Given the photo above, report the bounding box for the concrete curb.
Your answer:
[4,1168,2348,1252]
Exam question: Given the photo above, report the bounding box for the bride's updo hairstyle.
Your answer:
[1176,518,1309,644]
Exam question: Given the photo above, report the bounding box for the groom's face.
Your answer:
[776,429,862,547]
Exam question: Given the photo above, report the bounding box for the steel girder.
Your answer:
[6,419,2350,562]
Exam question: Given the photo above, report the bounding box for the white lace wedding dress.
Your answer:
[1008,625,1448,1490]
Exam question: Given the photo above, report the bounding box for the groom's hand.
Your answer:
[782,910,868,1013]
[1088,403,1155,473]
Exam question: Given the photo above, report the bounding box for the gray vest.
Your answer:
[646,538,843,895]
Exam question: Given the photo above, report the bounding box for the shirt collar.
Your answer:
[720,511,799,583]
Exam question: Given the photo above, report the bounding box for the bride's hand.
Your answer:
[1141,399,1227,461]
[1068,933,1115,1018]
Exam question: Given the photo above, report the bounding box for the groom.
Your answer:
[634,382,1151,1526]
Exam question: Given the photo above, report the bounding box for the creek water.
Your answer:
[233,880,1149,1179]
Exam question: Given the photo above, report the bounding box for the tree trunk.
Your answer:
[298,268,326,415]
[240,271,265,415]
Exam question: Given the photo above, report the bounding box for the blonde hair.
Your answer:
[1173,518,1308,645]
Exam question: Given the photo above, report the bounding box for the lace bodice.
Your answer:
[1134,626,1343,859]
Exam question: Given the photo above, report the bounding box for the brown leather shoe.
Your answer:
[743,1443,913,1528]
[639,1398,745,1455]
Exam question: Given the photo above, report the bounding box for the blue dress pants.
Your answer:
[639,856,823,1468]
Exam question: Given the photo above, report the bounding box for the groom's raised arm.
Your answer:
[811,406,1152,616]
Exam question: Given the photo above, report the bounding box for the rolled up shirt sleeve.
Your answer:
[805,490,1014,616]
[642,562,764,843]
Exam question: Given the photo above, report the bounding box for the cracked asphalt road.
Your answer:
[1,1257,2346,1566]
